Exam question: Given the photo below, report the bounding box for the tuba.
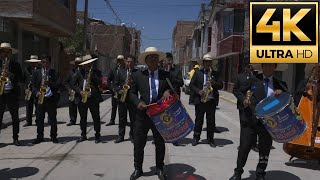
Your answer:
[120,68,132,103]
[201,68,214,103]
[0,57,9,95]
[81,66,92,103]
[38,67,48,104]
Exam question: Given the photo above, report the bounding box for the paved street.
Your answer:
[0,92,319,180]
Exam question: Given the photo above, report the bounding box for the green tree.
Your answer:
[59,23,84,54]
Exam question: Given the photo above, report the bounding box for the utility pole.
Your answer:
[200,3,205,58]
[83,0,88,53]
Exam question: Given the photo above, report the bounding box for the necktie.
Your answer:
[150,71,157,103]
[264,78,269,96]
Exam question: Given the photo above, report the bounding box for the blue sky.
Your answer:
[77,0,211,52]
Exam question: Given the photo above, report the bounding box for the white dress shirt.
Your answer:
[263,75,274,97]
[149,69,159,103]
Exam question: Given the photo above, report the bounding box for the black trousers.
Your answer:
[194,100,216,141]
[235,110,272,176]
[239,110,257,146]
[78,100,101,138]
[69,100,78,123]
[26,95,37,125]
[110,95,118,122]
[0,92,19,140]
[36,97,57,139]
[118,101,136,138]
[134,110,165,170]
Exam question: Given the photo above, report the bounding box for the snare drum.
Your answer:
[255,92,306,143]
[146,95,194,143]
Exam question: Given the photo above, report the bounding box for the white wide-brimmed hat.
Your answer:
[79,54,98,66]
[25,55,41,63]
[138,47,166,64]
[0,43,18,54]
[69,57,84,65]
[251,63,288,72]
[116,55,124,60]
[198,53,218,65]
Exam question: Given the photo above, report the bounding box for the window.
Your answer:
[222,11,234,38]
[0,18,10,32]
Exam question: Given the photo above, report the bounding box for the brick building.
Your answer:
[0,0,77,75]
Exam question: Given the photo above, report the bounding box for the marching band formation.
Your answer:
[0,42,320,180]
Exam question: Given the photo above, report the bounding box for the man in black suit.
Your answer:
[113,55,138,143]
[71,55,102,143]
[190,53,223,147]
[129,47,171,180]
[105,55,125,126]
[32,55,60,144]
[230,63,288,180]
[23,55,41,127]
[65,57,84,126]
[0,42,23,146]
[233,64,259,152]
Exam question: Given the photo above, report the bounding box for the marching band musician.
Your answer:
[162,52,183,146]
[230,63,287,180]
[233,64,259,152]
[65,57,84,126]
[113,55,138,144]
[105,55,125,126]
[23,55,41,127]
[32,55,61,144]
[0,42,23,146]
[293,64,315,106]
[189,53,223,148]
[71,55,102,143]
[129,47,171,180]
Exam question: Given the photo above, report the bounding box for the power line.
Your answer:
[103,0,123,24]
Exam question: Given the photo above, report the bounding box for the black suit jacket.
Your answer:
[293,79,308,107]
[32,68,61,102]
[240,73,288,125]
[129,69,172,107]
[167,67,183,96]
[70,69,102,104]
[233,72,256,110]
[0,59,23,96]
[65,68,79,94]
[189,69,223,105]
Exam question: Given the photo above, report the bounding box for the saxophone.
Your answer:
[113,64,121,100]
[38,68,48,104]
[25,77,32,101]
[0,57,9,95]
[81,67,92,103]
[201,68,214,103]
[120,68,132,103]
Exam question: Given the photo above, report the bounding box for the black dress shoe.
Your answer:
[152,140,155,144]
[51,138,59,144]
[114,137,124,143]
[95,137,101,144]
[76,136,87,143]
[192,139,199,146]
[172,142,179,146]
[105,121,115,126]
[214,128,221,133]
[23,123,32,127]
[208,140,216,148]
[66,121,76,126]
[32,138,44,144]
[130,169,143,180]
[229,174,241,180]
[13,140,21,146]
[156,169,167,180]
[252,146,259,152]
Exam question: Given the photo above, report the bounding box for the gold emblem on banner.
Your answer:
[264,117,277,129]
[160,112,173,126]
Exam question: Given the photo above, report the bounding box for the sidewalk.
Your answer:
[219,90,237,104]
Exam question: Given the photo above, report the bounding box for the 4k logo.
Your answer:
[250,2,318,63]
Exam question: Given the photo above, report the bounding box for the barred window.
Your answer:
[0,18,10,32]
